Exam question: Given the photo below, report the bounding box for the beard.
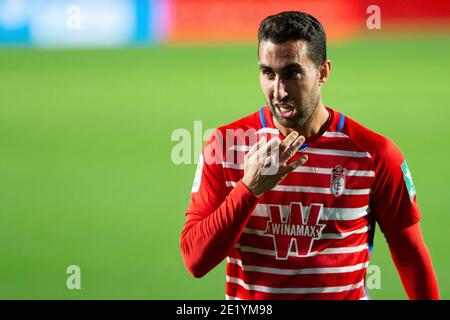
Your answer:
[269,91,320,129]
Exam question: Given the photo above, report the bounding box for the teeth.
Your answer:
[279,107,293,112]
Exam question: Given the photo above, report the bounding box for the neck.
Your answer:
[273,100,329,138]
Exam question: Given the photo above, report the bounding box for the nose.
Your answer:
[273,77,288,102]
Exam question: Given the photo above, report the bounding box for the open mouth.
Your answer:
[276,105,296,118]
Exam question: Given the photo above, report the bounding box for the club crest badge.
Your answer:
[330,165,346,197]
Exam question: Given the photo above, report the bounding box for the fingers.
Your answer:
[262,153,278,167]
[279,131,299,154]
[246,136,266,159]
[279,155,308,175]
[246,133,304,172]
[257,137,281,161]
[246,136,280,168]
[280,135,305,164]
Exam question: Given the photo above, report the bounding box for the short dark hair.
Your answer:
[258,11,327,66]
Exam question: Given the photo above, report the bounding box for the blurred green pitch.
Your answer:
[0,37,449,299]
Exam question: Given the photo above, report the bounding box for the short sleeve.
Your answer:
[186,130,229,216]
[370,139,422,235]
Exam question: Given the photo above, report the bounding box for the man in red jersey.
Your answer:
[180,11,440,300]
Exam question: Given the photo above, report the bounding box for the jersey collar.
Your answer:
[259,105,344,145]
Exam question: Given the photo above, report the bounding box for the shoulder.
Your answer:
[203,108,262,159]
[339,114,421,232]
[206,108,263,146]
[341,114,405,167]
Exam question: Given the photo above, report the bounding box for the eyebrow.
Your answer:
[259,63,303,71]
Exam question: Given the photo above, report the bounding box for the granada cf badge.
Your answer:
[330,165,346,197]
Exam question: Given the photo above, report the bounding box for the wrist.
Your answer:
[241,178,263,198]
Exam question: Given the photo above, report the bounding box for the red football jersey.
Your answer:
[181,106,421,300]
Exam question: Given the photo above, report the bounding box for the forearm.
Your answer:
[180,180,259,278]
[391,247,440,299]
[386,223,440,300]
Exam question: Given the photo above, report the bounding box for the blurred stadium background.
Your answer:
[0,0,449,299]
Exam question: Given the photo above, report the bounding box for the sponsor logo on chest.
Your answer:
[264,202,325,259]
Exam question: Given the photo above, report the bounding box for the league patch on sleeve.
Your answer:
[401,160,416,200]
[191,154,203,193]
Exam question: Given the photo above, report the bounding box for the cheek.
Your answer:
[285,81,304,97]
[260,79,273,98]
[294,78,315,96]
[304,70,321,90]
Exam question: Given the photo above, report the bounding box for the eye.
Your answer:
[284,69,300,80]
[262,69,275,80]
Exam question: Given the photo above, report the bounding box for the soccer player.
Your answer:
[180,11,440,300]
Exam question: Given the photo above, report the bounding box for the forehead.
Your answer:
[258,40,311,68]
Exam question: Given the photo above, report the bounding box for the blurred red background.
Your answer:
[166,0,450,44]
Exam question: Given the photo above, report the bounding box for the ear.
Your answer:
[318,60,332,87]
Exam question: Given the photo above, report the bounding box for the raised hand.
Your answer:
[242,131,308,197]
